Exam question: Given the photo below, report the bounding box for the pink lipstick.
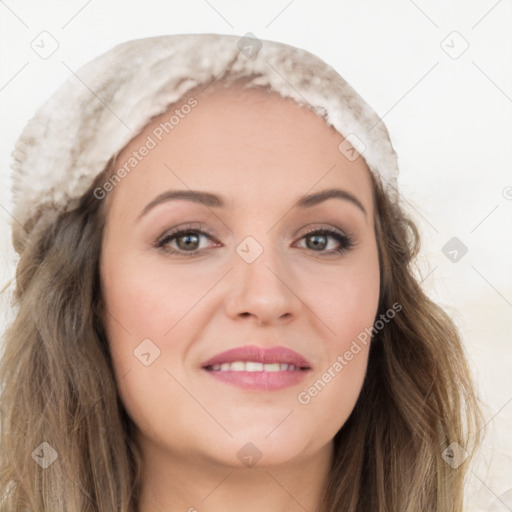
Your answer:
[201,345,311,391]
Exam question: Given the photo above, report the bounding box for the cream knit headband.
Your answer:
[10,33,399,254]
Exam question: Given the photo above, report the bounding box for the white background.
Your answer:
[1,1,511,510]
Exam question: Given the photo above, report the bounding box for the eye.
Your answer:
[155,223,219,256]
[154,224,355,257]
[296,227,355,255]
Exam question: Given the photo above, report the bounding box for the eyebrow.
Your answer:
[137,187,367,221]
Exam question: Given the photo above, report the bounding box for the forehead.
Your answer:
[104,82,375,219]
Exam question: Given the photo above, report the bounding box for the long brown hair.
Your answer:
[323,173,482,510]
[0,153,482,510]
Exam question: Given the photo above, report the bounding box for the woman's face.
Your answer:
[100,84,380,469]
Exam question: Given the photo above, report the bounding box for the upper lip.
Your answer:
[201,345,312,369]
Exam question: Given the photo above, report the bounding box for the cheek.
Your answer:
[100,258,169,380]
[296,344,370,448]
[101,257,204,342]
[295,273,378,440]
[100,256,219,400]
[320,249,381,342]
[100,260,190,436]
[297,249,379,434]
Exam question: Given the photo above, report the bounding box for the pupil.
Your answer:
[308,234,326,250]
[178,233,198,250]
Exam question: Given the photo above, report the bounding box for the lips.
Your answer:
[201,345,311,391]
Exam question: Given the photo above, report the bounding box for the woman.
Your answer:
[0,33,482,511]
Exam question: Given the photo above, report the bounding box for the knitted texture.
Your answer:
[10,33,399,254]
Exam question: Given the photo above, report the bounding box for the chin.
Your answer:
[197,425,327,470]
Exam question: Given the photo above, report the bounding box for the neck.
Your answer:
[136,437,333,512]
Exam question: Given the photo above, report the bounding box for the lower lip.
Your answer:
[204,368,310,391]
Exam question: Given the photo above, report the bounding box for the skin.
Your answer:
[99,82,380,512]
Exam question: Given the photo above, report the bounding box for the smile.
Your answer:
[207,362,302,372]
[201,345,311,391]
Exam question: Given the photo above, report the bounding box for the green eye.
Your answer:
[299,229,354,254]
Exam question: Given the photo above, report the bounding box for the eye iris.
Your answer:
[177,233,199,250]
[307,234,327,250]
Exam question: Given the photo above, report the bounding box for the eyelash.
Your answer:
[155,223,355,257]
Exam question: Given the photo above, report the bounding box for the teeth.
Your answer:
[245,362,263,372]
[209,361,300,372]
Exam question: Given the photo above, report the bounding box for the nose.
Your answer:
[224,242,302,326]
